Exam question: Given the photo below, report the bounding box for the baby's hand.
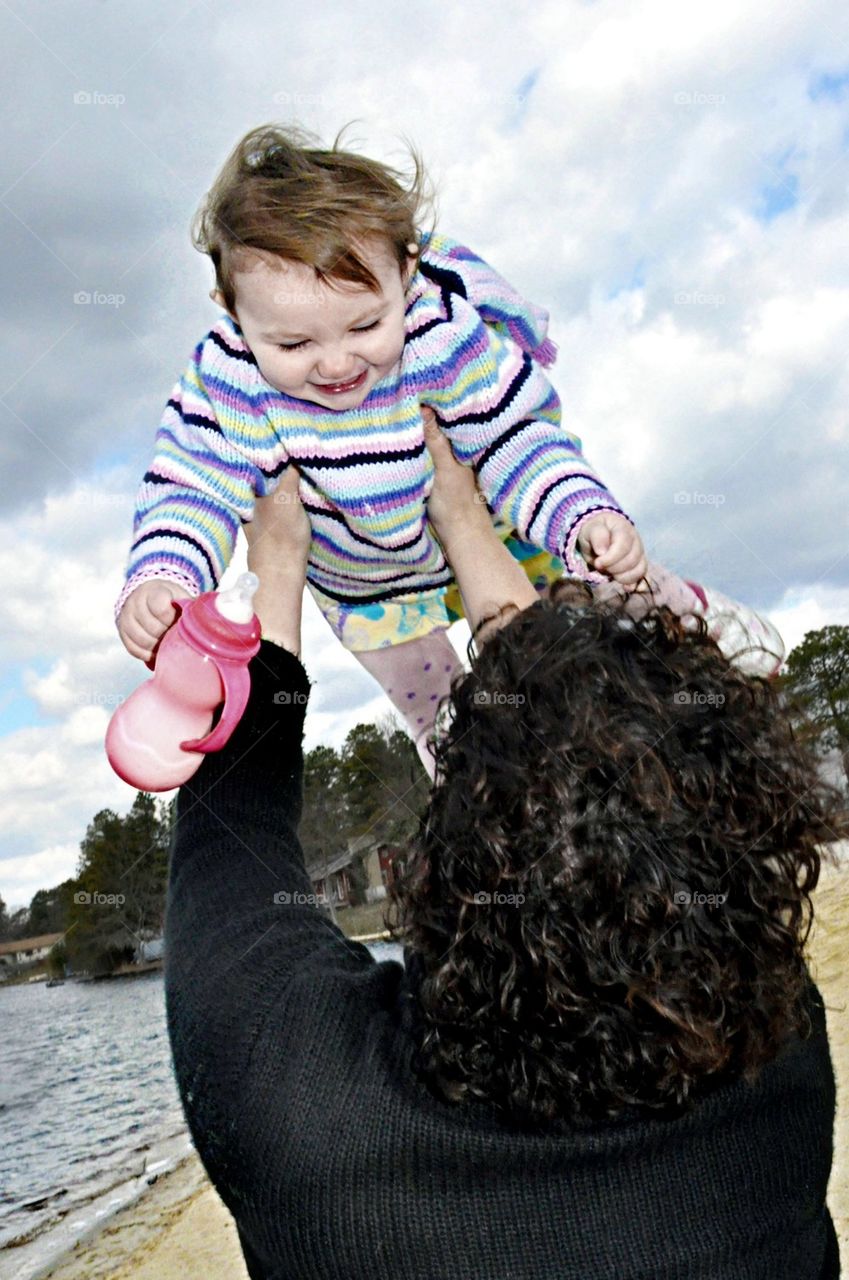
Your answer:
[577,513,648,588]
[117,580,193,664]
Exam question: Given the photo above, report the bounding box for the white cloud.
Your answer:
[0,844,81,916]
[770,584,849,656]
[2,0,849,910]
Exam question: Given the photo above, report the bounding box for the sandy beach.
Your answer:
[32,854,849,1279]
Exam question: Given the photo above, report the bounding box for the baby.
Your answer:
[115,124,784,775]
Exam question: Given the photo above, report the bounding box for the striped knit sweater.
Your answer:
[115,234,631,651]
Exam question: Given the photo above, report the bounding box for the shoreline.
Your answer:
[0,1134,195,1280]
[6,857,846,1279]
[13,1152,225,1280]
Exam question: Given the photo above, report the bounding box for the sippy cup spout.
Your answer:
[215,572,260,623]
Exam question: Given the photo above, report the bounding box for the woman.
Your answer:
[164,416,843,1279]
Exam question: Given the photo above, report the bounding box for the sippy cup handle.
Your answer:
[183,655,252,752]
[180,659,251,753]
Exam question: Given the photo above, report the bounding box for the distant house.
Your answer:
[308,835,407,909]
[0,932,65,978]
[134,936,165,963]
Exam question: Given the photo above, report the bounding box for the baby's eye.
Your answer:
[277,319,380,351]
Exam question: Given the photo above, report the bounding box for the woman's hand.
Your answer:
[422,407,538,643]
[421,407,491,544]
[243,464,311,657]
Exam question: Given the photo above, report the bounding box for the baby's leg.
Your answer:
[590,560,702,616]
[593,560,785,678]
[352,630,464,779]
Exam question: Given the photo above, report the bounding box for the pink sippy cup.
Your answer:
[105,572,262,792]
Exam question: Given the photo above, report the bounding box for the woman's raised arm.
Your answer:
[421,408,538,643]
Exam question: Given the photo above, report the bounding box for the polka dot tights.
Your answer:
[351,630,464,780]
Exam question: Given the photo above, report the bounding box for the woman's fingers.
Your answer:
[246,467,311,563]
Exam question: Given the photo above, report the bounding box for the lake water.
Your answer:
[0,941,403,1279]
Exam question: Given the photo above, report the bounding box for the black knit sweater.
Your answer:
[164,641,840,1280]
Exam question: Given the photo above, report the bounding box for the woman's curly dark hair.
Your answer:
[386,579,848,1129]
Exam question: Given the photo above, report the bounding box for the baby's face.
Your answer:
[219,239,415,410]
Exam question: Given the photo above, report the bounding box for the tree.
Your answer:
[28,886,70,936]
[116,793,170,947]
[338,719,429,847]
[67,794,170,975]
[6,907,30,942]
[300,744,346,868]
[47,940,68,979]
[0,894,8,943]
[782,625,849,790]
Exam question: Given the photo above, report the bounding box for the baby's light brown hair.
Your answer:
[192,123,433,315]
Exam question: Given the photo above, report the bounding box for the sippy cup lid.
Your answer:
[216,572,260,623]
[177,572,261,660]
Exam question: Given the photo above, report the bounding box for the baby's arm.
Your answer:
[413,301,637,584]
[116,340,282,660]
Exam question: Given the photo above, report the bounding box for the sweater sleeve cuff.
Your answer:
[114,568,201,626]
[562,508,636,583]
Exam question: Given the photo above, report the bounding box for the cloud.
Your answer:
[0,845,81,916]
[2,0,849,908]
[770,583,849,655]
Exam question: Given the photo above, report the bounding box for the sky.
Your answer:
[1,0,848,911]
